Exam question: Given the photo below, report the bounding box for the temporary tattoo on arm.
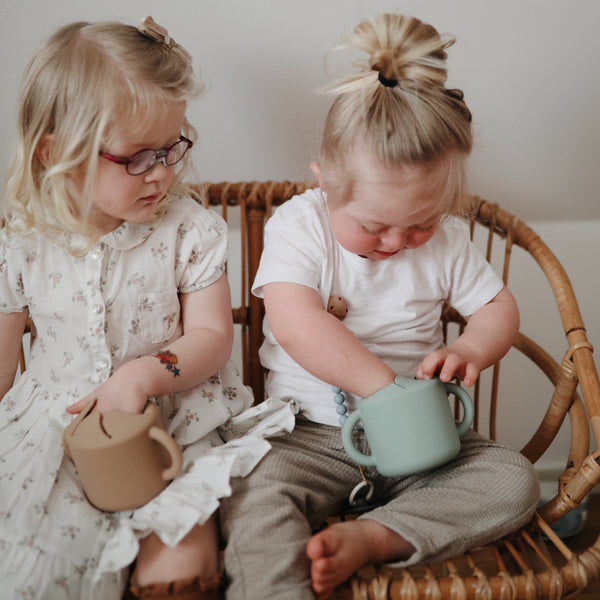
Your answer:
[154,350,180,377]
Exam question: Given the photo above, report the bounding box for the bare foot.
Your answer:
[305,519,415,599]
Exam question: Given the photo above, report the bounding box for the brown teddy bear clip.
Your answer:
[327,295,348,321]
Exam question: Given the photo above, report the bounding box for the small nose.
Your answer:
[144,157,170,180]
[381,228,407,250]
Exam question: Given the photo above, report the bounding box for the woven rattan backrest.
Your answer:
[196,181,600,526]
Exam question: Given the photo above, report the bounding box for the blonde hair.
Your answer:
[320,13,473,217]
[2,18,203,248]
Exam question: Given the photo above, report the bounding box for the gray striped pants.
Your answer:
[220,417,540,600]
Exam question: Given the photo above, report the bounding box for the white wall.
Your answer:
[2,1,599,479]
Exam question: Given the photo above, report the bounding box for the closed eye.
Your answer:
[361,224,384,235]
[414,223,436,232]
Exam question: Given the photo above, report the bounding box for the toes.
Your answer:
[308,534,338,594]
[308,524,364,597]
[306,533,324,561]
[307,530,337,560]
[311,561,336,598]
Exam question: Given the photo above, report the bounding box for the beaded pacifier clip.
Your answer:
[326,295,375,508]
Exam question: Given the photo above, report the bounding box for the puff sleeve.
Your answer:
[173,201,229,294]
[0,233,29,313]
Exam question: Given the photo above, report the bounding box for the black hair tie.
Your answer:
[378,72,399,88]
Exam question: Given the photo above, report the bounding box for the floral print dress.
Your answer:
[0,194,296,600]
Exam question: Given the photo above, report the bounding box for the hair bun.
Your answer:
[319,12,473,185]
[353,14,452,89]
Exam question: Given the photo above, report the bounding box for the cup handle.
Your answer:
[443,382,474,436]
[342,410,377,467]
[149,427,184,481]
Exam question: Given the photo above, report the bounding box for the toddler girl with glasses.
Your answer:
[0,16,294,600]
[220,13,540,600]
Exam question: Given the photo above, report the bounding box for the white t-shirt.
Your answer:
[253,188,504,426]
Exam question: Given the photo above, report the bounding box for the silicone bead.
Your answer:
[331,385,349,425]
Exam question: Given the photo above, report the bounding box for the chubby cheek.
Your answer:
[97,176,140,204]
[336,228,377,254]
[406,229,436,249]
[329,210,380,254]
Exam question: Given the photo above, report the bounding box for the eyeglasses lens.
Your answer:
[167,140,189,165]
[126,139,191,175]
[128,150,157,175]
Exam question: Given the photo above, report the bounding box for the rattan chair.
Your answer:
[17,180,600,599]
[198,181,600,600]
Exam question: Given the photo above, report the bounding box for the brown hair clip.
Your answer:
[138,15,192,64]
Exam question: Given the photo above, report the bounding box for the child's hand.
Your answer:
[417,288,519,388]
[66,363,149,415]
[416,345,481,388]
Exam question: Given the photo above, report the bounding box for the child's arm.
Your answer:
[263,281,396,398]
[67,273,234,415]
[0,311,29,401]
[416,286,519,387]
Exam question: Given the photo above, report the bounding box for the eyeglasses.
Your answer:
[99,135,193,175]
